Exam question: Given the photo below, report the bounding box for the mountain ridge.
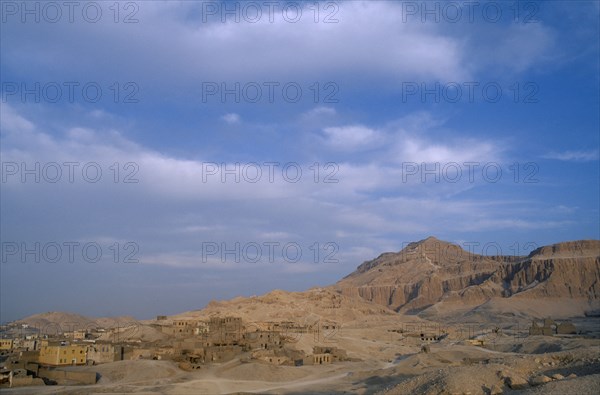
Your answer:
[334,238,600,314]
[10,237,600,324]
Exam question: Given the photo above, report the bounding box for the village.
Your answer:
[0,315,353,388]
[0,313,582,389]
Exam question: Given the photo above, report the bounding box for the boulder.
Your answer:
[505,375,529,389]
[530,375,552,386]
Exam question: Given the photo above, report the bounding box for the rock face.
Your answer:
[334,237,600,313]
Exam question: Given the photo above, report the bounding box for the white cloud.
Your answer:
[258,231,294,239]
[66,127,96,142]
[89,109,109,119]
[322,125,384,151]
[0,2,475,88]
[221,113,241,124]
[543,150,599,162]
[301,107,337,121]
[0,105,583,272]
[395,137,499,164]
[0,104,35,135]
[315,112,502,169]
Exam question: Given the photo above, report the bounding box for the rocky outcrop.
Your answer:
[334,237,600,312]
[496,255,600,299]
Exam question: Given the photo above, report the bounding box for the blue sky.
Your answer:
[1,1,599,322]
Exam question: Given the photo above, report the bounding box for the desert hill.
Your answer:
[10,311,169,343]
[171,287,395,324]
[333,237,600,315]
[14,311,139,330]
[12,238,600,327]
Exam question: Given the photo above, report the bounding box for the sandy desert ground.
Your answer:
[3,314,599,395]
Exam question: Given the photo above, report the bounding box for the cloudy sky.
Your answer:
[1,1,598,322]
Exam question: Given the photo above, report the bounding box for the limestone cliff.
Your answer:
[334,237,600,313]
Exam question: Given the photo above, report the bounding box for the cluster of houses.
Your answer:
[0,316,350,388]
[154,316,351,368]
[528,318,577,336]
[388,325,445,346]
[385,318,579,350]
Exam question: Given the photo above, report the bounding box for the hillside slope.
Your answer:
[333,237,600,314]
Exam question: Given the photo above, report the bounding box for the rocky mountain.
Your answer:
[333,237,600,314]
[11,238,599,326]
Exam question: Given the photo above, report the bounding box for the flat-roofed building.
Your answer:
[0,339,13,351]
[38,342,87,366]
[86,342,124,364]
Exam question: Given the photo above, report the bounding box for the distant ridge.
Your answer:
[334,238,600,314]
[14,311,139,329]
[13,238,600,324]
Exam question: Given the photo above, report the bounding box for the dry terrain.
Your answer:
[3,238,599,394]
